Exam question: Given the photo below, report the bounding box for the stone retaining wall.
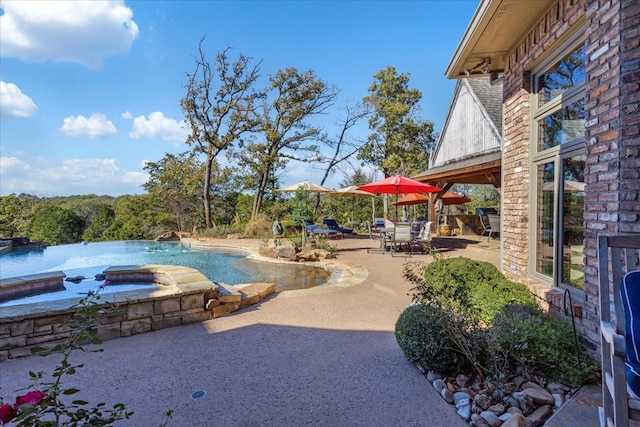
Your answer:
[0,265,275,360]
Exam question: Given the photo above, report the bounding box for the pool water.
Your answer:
[0,240,329,293]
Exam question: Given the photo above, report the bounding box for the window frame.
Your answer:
[528,29,586,290]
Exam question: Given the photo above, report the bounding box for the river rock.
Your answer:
[454,391,471,420]
[527,405,553,427]
[522,387,554,405]
[474,393,492,410]
[433,378,446,394]
[502,413,533,427]
[480,410,501,427]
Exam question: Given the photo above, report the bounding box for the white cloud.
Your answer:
[0,81,37,118]
[59,113,117,139]
[127,111,188,143]
[121,111,133,119]
[0,156,148,196]
[0,0,139,69]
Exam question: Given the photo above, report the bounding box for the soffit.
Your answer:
[446,0,553,79]
[412,150,502,186]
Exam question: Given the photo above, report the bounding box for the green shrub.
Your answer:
[405,257,537,324]
[488,304,600,385]
[395,304,487,377]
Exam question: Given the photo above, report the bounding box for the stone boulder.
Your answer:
[156,231,180,241]
[259,239,298,260]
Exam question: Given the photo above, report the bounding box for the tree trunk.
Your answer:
[251,168,270,219]
[203,156,214,228]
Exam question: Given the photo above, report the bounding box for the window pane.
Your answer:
[538,98,585,150]
[538,45,586,106]
[536,162,555,278]
[561,155,585,289]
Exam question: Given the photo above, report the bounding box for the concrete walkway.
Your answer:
[0,235,577,426]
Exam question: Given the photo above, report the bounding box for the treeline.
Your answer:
[0,169,385,246]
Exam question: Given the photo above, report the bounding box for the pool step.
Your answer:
[211,281,275,316]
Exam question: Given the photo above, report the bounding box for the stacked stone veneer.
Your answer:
[0,265,275,360]
[500,0,640,352]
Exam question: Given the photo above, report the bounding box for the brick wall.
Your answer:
[583,0,640,347]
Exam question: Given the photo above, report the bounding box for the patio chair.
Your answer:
[365,220,385,253]
[487,213,501,241]
[323,218,353,234]
[390,223,413,257]
[598,234,640,427]
[303,220,338,239]
[479,215,491,237]
[411,221,432,251]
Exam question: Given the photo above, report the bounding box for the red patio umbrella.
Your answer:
[392,193,430,206]
[441,191,471,205]
[357,175,441,219]
[357,175,441,195]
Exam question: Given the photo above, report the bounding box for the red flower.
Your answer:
[14,390,47,408]
[0,403,16,424]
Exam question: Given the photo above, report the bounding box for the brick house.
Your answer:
[415,0,639,352]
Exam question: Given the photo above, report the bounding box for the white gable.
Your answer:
[431,77,502,168]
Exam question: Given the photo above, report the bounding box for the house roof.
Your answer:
[446,0,553,78]
[413,150,501,187]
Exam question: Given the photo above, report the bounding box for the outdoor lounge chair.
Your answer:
[598,234,640,427]
[303,220,338,239]
[323,218,353,234]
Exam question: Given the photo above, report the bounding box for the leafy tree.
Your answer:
[0,194,39,238]
[82,204,116,241]
[103,195,171,240]
[358,65,436,177]
[181,40,262,228]
[28,205,84,245]
[232,67,338,219]
[143,151,203,232]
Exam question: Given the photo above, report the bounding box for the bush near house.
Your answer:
[397,257,599,387]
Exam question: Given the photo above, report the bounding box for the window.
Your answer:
[530,33,586,289]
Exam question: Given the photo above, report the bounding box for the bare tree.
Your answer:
[181,39,262,227]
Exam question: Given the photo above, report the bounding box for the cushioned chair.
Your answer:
[622,271,640,401]
[303,220,338,239]
[411,221,432,251]
[323,218,353,234]
[598,234,640,427]
[390,223,412,257]
[365,221,385,253]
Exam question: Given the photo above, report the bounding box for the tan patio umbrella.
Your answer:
[278,180,333,193]
[330,185,376,225]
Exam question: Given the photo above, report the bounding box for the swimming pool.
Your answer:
[0,240,329,293]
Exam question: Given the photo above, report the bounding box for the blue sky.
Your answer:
[0,0,478,197]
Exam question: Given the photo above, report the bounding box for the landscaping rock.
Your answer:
[527,404,553,426]
[480,410,501,427]
[522,386,554,406]
[502,413,533,427]
[454,391,471,420]
[259,239,297,260]
[474,393,492,410]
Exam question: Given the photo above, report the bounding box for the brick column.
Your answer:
[583,0,640,350]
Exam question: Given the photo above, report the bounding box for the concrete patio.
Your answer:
[0,233,598,426]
